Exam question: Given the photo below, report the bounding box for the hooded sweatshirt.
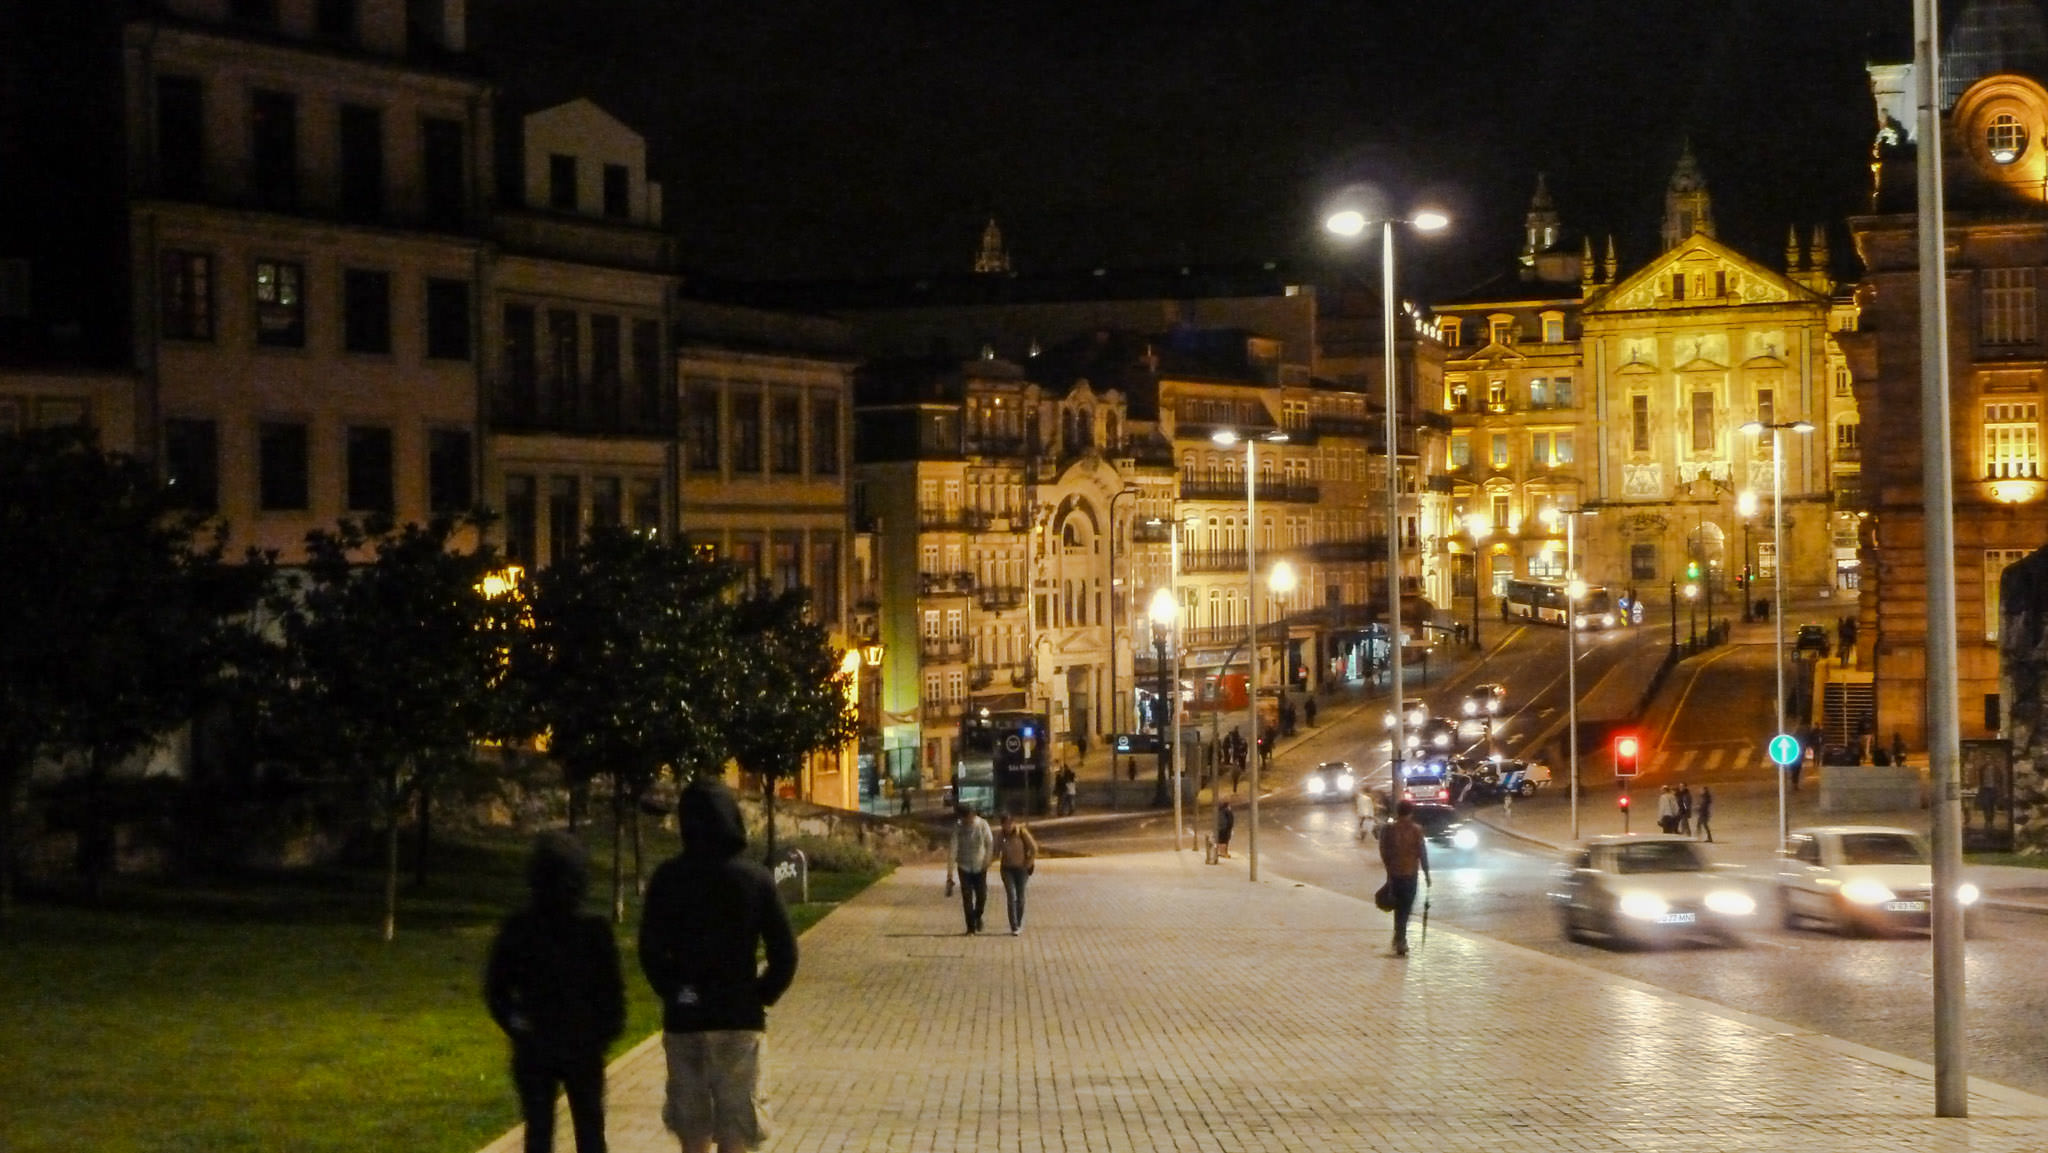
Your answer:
[485,832,626,1057]
[638,779,799,1034]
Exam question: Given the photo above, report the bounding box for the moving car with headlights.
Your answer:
[1794,624,1831,657]
[1384,696,1429,732]
[1461,683,1507,717]
[1301,761,1358,803]
[1410,802,1480,855]
[1553,835,1755,948]
[1404,715,1460,755]
[1775,825,1979,935]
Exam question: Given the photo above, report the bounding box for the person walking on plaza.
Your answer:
[949,803,994,933]
[1696,786,1714,842]
[639,779,799,1153]
[486,832,625,1153]
[1305,696,1319,727]
[1676,782,1693,836]
[994,810,1039,935]
[1379,800,1431,956]
[1657,785,1679,834]
[1355,786,1379,840]
[1215,800,1235,859]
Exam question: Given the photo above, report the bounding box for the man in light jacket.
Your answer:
[949,803,994,934]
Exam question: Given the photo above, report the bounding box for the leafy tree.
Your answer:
[265,515,519,940]
[518,528,738,921]
[726,586,859,865]
[0,426,264,918]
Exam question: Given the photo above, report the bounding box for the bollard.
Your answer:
[1204,833,1218,865]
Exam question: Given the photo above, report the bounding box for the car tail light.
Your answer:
[1436,788,1450,801]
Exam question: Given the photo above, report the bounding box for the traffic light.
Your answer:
[1613,732,1641,777]
[1618,792,1630,811]
[1686,560,1701,580]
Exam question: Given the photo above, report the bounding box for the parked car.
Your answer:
[1552,835,1756,948]
[1775,826,1980,935]
[1794,624,1830,656]
[1302,761,1358,802]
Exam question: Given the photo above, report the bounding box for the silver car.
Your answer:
[1553,835,1756,948]
[1775,826,1981,935]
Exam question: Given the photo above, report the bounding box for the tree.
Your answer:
[726,586,859,865]
[0,426,263,919]
[265,515,519,940]
[518,528,738,921]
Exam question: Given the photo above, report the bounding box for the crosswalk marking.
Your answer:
[1647,745,1755,775]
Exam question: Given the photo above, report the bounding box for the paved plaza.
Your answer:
[483,849,2048,1153]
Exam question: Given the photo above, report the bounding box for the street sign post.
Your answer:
[1767,733,1801,767]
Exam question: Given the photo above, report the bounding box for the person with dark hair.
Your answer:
[1696,786,1714,843]
[1378,800,1431,956]
[486,832,625,1153]
[994,810,1039,934]
[948,802,993,934]
[640,779,799,1153]
[1215,800,1235,859]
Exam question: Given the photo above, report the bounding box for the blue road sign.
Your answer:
[1768,733,1801,766]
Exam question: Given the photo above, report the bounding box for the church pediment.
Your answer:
[1676,357,1726,373]
[1740,355,1787,370]
[1586,233,1824,314]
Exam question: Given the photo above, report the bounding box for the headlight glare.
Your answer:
[1957,882,1981,906]
[1305,776,1326,795]
[1337,773,1355,791]
[1704,890,1757,916]
[1841,879,1896,905]
[1451,829,1479,850]
[1618,891,1670,920]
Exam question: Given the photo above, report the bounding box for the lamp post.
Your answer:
[1213,427,1289,882]
[1464,513,1490,650]
[1742,417,1815,850]
[1327,202,1449,849]
[1542,504,1594,839]
[1737,490,1759,621]
[1685,581,1700,649]
[1148,587,1183,848]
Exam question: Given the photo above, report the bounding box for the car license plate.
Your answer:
[1885,900,1926,912]
[1657,912,1697,925]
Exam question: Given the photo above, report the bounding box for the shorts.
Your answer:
[661,1030,769,1149]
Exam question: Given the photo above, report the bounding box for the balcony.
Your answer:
[963,436,1031,459]
[1179,477,1321,503]
[1834,445,1862,463]
[1131,521,1176,544]
[1425,474,1457,493]
[919,571,977,596]
[1311,538,1388,563]
[1180,548,1249,574]
[1312,415,1376,438]
[918,508,991,532]
[976,585,1026,612]
[968,663,995,690]
[919,637,967,661]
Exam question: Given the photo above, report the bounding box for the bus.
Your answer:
[1502,579,1619,629]
[955,709,1052,815]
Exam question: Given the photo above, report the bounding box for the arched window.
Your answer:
[1988,112,2028,165]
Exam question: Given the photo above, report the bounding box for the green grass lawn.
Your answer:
[1,829,885,1153]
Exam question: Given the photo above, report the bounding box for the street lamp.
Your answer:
[1148,586,1184,850]
[1736,489,1759,621]
[1464,512,1490,649]
[1108,484,1144,771]
[1541,503,1595,838]
[1742,417,1815,847]
[1684,581,1700,648]
[1327,201,1449,855]
[1213,426,1289,883]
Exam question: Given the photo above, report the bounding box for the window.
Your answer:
[631,319,661,425]
[316,0,358,42]
[428,428,472,513]
[602,164,629,218]
[1631,543,1658,581]
[406,0,446,51]
[249,90,298,210]
[1671,273,1686,302]
[1489,318,1512,345]
[1490,433,1509,469]
[1491,494,1510,530]
[1440,318,1461,347]
[253,260,305,347]
[258,422,309,511]
[771,394,802,473]
[589,314,621,425]
[1554,431,1575,464]
[155,76,204,197]
[1448,379,1470,412]
[345,426,394,513]
[545,309,577,422]
[1531,431,1552,465]
[1834,365,1853,397]
[685,384,720,471]
[1542,314,1564,343]
[1987,548,2031,639]
[1529,378,1550,408]
[811,396,840,475]
[1758,540,1777,579]
[504,474,537,565]
[1449,435,1470,469]
[811,536,840,622]
[1981,268,2037,346]
[1836,421,1860,453]
[1691,390,1714,453]
[731,390,762,472]
[1631,395,1650,453]
[548,154,577,211]
[502,304,536,418]
[591,476,622,529]
[944,609,963,639]
[547,476,581,560]
[1985,402,2041,478]
[1988,112,2029,164]
[922,610,941,639]
[424,278,470,359]
[629,477,661,532]
[1555,377,1574,407]
[1488,379,1509,410]
[164,419,218,511]
[342,269,391,354]
[160,251,212,340]
[338,104,383,221]
[421,117,465,229]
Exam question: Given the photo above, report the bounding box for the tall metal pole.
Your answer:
[1245,436,1261,882]
[1915,0,1968,1114]
[1567,511,1580,840]
[1772,427,1788,852]
[1383,219,1406,845]
[1170,528,1184,851]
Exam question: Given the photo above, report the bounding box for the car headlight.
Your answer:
[1462,700,1477,715]
[1306,776,1326,795]
[1433,732,1450,747]
[1957,882,1981,906]
[1841,879,1896,906]
[1451,829,1479,850]
[1704,890,1757,917]
[1601,613,1616,627]
[1337,773,1355,791]
[1618,891,1670,920]
[1384,713,1396,729]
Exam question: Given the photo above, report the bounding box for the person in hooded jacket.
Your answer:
[639,779,799,1153]
[486,831,626,1153]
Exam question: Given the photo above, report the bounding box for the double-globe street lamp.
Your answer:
[1211,427,1289,882]
[1326,201,1449,832]
[1740,417,1814,848]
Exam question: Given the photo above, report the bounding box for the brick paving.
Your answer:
[481,851,2048,1153]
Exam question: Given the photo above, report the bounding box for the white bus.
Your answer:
[1502,579,1619,628]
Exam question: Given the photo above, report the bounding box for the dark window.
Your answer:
[258,421,309,510]
[602,163,629,218]
[338,104,383,221]
[421,117,465,229]
[771,394,802,474]
[628,477,661,532]
[405,0,446,52]
[630,319,662,426]
[229,0,278,27]
[686,386,720,471]
[811,396,839,475]
[503,474,537,565]
[772,536,801,593]
[501,304,536,420]
[731,390,762,472]
[1670,273,1686,301]
[1691,391,1714,452]
[428,428,472,513]
[316,0,357,42]
[1631,543,1658,581]
[342,269,391,354]
[547,475,580,560]
[810,536,840,622]
[548,154,577,211]
[1714,270,1728,297]
[160,251,212,340]
[156,76,204,198]
[253,260,305,347]
[545,309,578,423]
[591,476,622,529]
[424,278,470,359]
[1630,394,1650,454]
[164,419,218,512]
[590,314,621,427]
[346,425,394,513]
[250,90,298,210]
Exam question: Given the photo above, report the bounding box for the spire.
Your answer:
[1809,223,1830,271]
[1661,139,1716,250]
[1580,236,1597,290]
[1785,224,1803,271]
[1604,235,1618,285]
[974,218,1010,275]
[1521,173,1561,269]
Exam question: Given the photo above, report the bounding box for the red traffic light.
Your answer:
[1613,733,1641,778]
[1618,793,1630,809]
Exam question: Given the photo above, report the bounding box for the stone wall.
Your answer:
[1998,546,2048,853]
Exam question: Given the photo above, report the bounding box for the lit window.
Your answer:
[1488,379,1508,410]
[1554,431,1574,464]
[253,259,304,347]
[1984,401,2040,478]
[1542,314,1564,343]
[1449,435,1470,469]
[1988,113,2028,165]
[1981,268,2037,346]
[1490,434,1509,468]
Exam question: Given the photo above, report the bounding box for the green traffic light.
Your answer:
[1685,560,1700,579]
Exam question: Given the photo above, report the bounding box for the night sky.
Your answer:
[475,0,1915,296]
